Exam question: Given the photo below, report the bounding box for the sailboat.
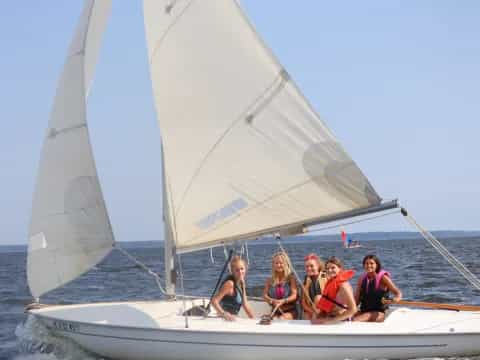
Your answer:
[341,230,362,249]
[26,1,480,360]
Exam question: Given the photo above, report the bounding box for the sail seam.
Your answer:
[149,0,196,64]
[174,70,288,219]
[188,177,320,244]
[228,180,311,222]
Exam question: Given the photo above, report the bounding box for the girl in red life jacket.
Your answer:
[263,251,298,320]
[311,256,357,324]
[353,254,402,322]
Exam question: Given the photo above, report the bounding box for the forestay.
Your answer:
[144,0,383,253]
[27,0,113,298]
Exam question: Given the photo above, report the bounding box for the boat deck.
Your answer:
[30,298,480,335]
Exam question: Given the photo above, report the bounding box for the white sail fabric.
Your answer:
[28,0,113,298]
[144,0,382,253]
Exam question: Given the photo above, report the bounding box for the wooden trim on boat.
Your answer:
[383,299,480,312]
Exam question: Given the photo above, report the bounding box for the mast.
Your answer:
[162,145,176,298]
[164,224,176,297]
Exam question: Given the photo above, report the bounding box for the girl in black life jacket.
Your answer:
[301,253,326,320]
[353,254,402,322]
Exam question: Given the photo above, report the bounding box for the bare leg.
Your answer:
[303,311,313,320]
[279,311,296,320]
[353,311,385,322]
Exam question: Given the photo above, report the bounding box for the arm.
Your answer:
[314,283,357,324]
[263,278,274,305]
[354,277,362,305]
[239,280,255,319]
[381,276,402,302]
[330,283,357,322]
[211,280,236,321]
[301,281,313,315]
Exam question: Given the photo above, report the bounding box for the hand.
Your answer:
[311,316,334,325]
[222,311,235,321]
[392,296,401,303]
[271,299,284,306]
[311,317,327,325]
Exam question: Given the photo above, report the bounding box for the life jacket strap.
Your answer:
[321,294,348,310]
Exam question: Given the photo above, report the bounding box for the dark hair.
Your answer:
[325,256,343,269]
[362,254,382,273]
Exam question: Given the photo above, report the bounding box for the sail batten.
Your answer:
[27,0,113,298]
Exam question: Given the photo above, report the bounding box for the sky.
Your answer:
[1,1,479,245]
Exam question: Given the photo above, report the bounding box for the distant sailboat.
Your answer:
[26,1,480,360]
[341,230,362,249]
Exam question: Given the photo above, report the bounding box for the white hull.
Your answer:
[29,299,480,360]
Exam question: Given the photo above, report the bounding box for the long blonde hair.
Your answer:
[271,251,293,285]
[229,255,247,278]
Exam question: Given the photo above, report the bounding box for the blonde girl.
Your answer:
[263,251,298,320]
[212,256,255,321]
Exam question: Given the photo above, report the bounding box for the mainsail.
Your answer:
[144,0,388,253]
[27,0,113,298]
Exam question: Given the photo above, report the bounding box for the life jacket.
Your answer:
[302,272,327,314]
[219,275,243,315]
[316,270,355,313]
[268,276,296,313]
[359,270,390,313]
[268,279,292,300]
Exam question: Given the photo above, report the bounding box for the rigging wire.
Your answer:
[209,248,215,264]
[223,244,229,259]
[114,244,167,295]
[402,209,480,292]
[306,208,401,234]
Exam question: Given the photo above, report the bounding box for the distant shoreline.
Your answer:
[1,230,479,252]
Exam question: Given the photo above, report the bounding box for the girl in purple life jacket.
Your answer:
[353,254,402,322]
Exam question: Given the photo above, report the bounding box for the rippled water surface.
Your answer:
[2,237,480,359]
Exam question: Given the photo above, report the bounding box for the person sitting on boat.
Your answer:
[211,256,255,321]
[353,254,402,322]
[311,256,356,324]
[301,253,327,320]
[263,251,298,320]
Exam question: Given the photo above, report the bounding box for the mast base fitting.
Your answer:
[401,208,408,217]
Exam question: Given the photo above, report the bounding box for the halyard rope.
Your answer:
[307,208,401,234]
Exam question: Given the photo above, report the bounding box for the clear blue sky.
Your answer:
[1,1,479,245]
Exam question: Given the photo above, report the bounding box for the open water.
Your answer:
[1,237,480,360]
